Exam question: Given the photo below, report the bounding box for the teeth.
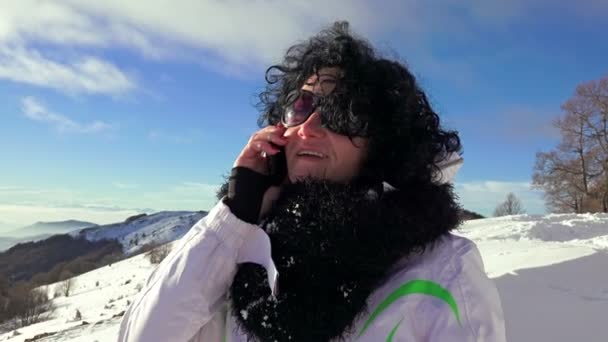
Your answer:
[298,151,324,158]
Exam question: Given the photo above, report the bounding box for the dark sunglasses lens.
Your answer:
[283,92,314,127]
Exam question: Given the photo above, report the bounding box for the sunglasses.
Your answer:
[281,90,369,137]
[282,90,322,128]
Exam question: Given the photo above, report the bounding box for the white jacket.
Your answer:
[117,199,506,342]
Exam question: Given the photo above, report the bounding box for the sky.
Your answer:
[1,0,607,232]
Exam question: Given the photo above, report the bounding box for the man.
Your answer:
[118,21,505,342]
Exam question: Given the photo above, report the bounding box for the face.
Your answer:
[283,67,368,183]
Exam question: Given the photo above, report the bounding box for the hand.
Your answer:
[234,124,288,175]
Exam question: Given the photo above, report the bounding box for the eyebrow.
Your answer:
[317,73,339,79]
[304,74,339,86]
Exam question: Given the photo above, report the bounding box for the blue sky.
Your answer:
[1,0,607,231]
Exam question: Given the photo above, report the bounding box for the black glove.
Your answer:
[222,167,272,224]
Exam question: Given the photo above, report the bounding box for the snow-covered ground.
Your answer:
[457,214,608,341]
[0,246,156,342]
[1,213,607,341]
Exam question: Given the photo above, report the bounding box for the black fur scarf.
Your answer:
[229,179,461,341]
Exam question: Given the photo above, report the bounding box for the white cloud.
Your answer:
[0,186,36,194]
[0,45,135,95]
[1,0,605,85]
[172,182,220,195]
[455,180,546,217]
[0,1,104,45]
[0,0,371,74]
[21,96,114,134]
[0,184,150,229]
[139,182,220,209]
[55,1,371,66]
[459,180,531,194]
[0,1,136,94]
[0,1,591,73]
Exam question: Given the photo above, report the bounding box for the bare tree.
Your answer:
[570,78,608,210]
[0,273,9,323]
[17,288,55,327]
[533,151,595,213]
[493,193,525,217]
[57,271,76,297]
[533,75,608,213]
[146,243,172,264]
[6,284,55,327]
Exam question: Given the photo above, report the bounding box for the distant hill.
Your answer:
[0,220,99,252]
[0,236,20,253]
[0,233,72,252]
[0,234,123,285]
[459,209,485,221]
[0,211,207,286]
[8,220,98,238]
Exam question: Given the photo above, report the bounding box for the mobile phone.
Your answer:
[267,147,287,185]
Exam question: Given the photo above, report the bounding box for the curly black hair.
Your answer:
[258,21,462,188]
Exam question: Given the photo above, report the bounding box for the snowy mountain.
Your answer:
[1,213,608,342]
[74,211,207,255]
[0,211,207,289]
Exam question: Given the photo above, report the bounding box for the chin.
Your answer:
[288,170,322,183]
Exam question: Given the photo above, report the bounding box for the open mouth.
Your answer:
[297,150,325,158]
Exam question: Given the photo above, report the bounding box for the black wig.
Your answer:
[257,21,462,189]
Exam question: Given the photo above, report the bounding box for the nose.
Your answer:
[297,112,325,139]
